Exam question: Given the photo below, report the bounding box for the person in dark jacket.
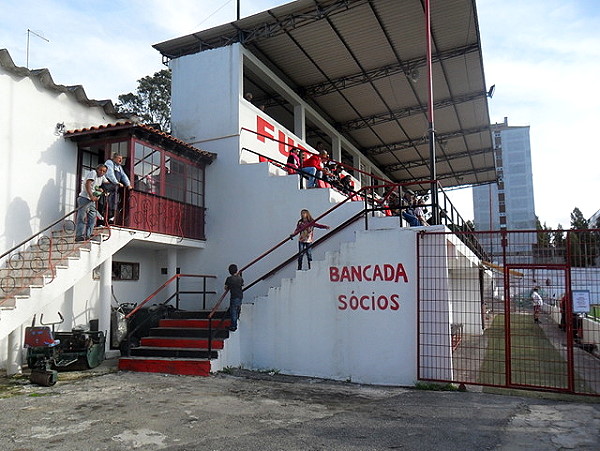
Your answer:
[224,264,244,332]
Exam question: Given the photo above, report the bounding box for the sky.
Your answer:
[1,0,599,228]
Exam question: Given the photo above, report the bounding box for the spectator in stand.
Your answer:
[532,287,543,324]
[286,147,301,175]
[224,264,244,332]
[321,153,339,185]
[414,198,429,226]
[302,150,326,188]
[75,164,108,242]
[401,191,421,227]
[101,153,132,224]
[292,209,330,270]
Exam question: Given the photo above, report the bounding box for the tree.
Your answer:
[569,207,596,267]
[116,69,171,132]
[551,224,565,249]
[535,216,551,247]
[570,207,588,230]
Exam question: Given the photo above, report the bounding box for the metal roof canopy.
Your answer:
[155,0,495,188]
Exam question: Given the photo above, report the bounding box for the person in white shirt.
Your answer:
[532,287,543,324]
[75,164,108,242]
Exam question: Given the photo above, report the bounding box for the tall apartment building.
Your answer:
[472,117,536,260]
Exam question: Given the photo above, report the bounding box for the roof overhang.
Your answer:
[64,122,216,163]
[155,0,495,187]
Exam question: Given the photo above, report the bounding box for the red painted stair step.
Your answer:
[118,357,211,376]
[140,337,224,349]
[159,318,231,328]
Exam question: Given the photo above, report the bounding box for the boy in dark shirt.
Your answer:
[224,264,244,332]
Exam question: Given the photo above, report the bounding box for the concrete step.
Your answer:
[118,356,211,376]
[158,318,231,329]
[130,346,218,359]
[168,310,227,320]
[140,337,225,349]
[148,327,230,339]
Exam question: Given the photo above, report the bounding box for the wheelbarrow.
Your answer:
[24,313,106,386]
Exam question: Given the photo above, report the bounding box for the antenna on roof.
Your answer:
[26,28,50,69]
[237,0,240,20]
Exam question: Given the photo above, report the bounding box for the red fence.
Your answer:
[122,191,205,240]
[418,229,600,396]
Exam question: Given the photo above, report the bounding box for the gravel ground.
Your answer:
[0,360,599,451]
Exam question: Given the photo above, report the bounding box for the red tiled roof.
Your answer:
[64,122,216,162]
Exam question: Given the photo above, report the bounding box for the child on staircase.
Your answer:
[292,209,330,270]
[225,264,244,332]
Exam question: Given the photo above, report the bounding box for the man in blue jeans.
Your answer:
[401,191,421,227]
[224,264,244,332]
[75,164,108,242]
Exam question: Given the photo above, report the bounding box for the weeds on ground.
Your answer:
[414,381,460,391]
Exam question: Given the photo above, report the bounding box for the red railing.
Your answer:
[125,274,217,319]
[0,203,109,305]
[106,187,205,241]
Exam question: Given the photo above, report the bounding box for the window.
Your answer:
[164,156,186,202]
[133,142,162,194]
[187,164,204,207]
[132,139,205,207]
[112,262,140,281]
[110,141,128,157]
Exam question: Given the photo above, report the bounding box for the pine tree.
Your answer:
[116,69,171,132]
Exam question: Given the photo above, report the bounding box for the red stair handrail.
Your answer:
[125,274,217,319]
[207,178,422,320]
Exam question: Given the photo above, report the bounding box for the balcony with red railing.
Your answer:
[65,122,216,241]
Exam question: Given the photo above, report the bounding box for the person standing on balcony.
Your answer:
[292,209,330,270]
[75,164,108,242]
[225,264,244,332]
[532,287,543,324]
[101,153,132,223]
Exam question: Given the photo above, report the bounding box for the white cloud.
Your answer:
[477,0,600,226]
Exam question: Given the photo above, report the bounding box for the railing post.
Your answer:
[208,317,213,356]
[175,275,180,310]
[202,276,207,310]
[364,192,369,230]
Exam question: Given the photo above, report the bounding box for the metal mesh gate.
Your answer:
[418,229,600,396]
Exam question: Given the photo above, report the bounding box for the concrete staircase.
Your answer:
[118,310,231,376]
[0,227,134,343]
[230,217,420,385]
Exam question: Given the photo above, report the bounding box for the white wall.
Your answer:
[170,45,241,144]
[171,46,368,301]
[235,228,419,386]
[0,67,115,253]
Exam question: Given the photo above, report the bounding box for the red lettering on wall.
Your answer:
[256,116,274,143]
[329,267,339,282]
[328,263,410,284]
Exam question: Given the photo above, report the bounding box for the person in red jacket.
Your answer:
[292,209,330,270]
[302,150,326,188]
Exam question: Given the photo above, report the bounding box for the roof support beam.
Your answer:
[383,147,493,172]
[365,125,491,156]
[177,0,367,56]
[436,166,497,182]
[338,90,487,131]
[303,43,479,97]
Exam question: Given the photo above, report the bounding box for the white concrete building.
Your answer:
[0,0,508,388]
